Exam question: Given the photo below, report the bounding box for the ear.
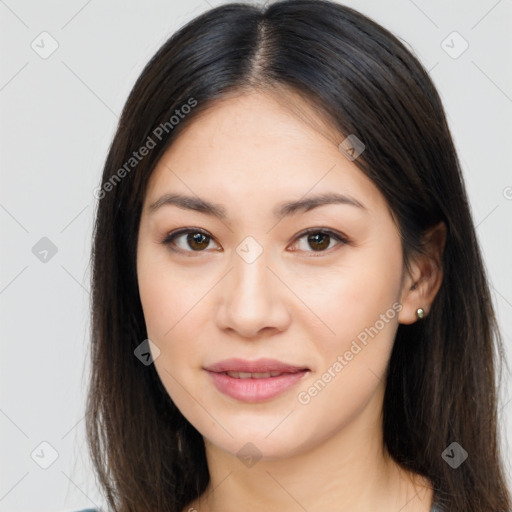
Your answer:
[398,221,447,325]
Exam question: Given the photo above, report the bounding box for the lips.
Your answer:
[204,358,310,402]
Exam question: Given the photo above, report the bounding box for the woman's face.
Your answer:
[136,91,413,459]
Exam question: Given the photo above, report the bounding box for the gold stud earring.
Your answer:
[416,307,425,319]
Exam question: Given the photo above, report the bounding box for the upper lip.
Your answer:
[204,358,309,373]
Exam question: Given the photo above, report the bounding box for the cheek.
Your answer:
[137,242,201,341]
[138,275,204,367]
[292,260,401,432]
[290,243,403,391]
[298,249,401,339]
[137,256,206,413]
[137,249,217,403]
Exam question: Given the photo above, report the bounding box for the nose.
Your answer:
[215,247,291,339]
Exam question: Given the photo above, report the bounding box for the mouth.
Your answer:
[218,370,298,379]
[204,358,310,402]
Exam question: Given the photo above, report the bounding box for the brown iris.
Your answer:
[187,232,210,250]
[307,232,330,251]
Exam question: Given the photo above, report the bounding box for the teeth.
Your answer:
[225,371,285,379]
[252,372,271,378]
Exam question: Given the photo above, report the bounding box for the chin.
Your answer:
[194,412,318,462]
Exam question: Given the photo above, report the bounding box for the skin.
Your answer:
[136,90,446,512]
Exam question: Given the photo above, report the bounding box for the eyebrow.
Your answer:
[147,192,367,220]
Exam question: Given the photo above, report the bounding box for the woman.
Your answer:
[84,1,511,511]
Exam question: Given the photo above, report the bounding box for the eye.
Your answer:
[160,227,349,256]
[289,228,349,256]
[161,228,220,255]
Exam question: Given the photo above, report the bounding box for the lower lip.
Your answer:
[206,370,309,403]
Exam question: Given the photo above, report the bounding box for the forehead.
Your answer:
[143,91,384,216]
[165,90,338,153]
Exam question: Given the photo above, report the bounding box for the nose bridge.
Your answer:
[231,234,273,305]
[217,234,288,336]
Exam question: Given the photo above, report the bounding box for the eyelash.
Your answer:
[160,227,350,258]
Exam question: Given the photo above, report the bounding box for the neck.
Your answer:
[189,383,433,512]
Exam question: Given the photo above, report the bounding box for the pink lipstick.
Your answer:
[204,358,309,403]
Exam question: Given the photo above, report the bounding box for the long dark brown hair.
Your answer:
[86,1,511,511]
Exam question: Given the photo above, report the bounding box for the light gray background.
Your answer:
[1,0,511,510]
